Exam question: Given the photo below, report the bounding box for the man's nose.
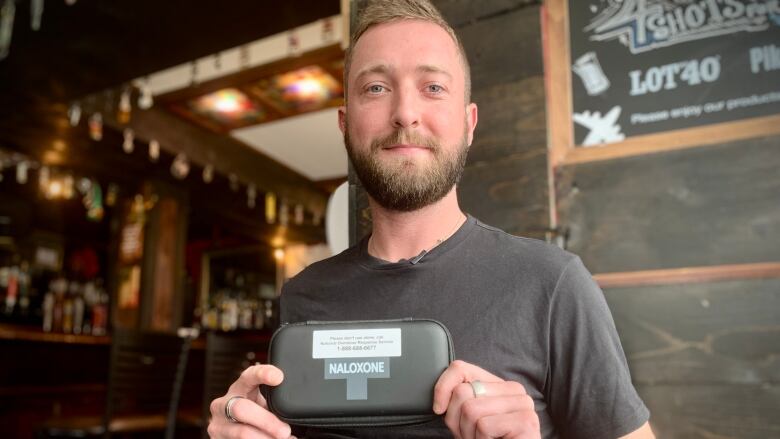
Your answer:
[391,86,420,129]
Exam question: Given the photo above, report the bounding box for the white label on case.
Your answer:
[312,328,402,359]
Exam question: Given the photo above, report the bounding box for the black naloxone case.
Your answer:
[265,319,454,427]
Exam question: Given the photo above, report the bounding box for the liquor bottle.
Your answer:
[91,291,108,336]
[239,300,253,330]
[62,299,73,334]
[3,265,18,316]
[81,281,96,335]
[42,291,54,332]
[73,292,84,335]
[52,278,66,333]
[0,265,8,309]
[17,261,30,319]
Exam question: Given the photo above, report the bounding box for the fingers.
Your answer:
[433,360,502,414]
[208,395,292,439]
[207,363,291,439]
[434,368,537,439]
[442,381,528,439]
[474,412,541,439]
[228,364,285,399]
[207,421,287,439]
[459,394,535,439]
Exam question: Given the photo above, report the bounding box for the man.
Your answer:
[208,1,654,438]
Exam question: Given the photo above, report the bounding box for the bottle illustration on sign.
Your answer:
[573,51,611,96]
[573,106,625,146]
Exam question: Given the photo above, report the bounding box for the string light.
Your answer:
[202,164,214,183]
[247,183,257,209]
[122,128,134,153]
[171,153,190,179]
[137,77,153,110]
[148,139,160,162]
[118,87,131,124]
[88,113,103,141]
[68,103,81,126]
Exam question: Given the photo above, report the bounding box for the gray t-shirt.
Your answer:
[280,215,649,438]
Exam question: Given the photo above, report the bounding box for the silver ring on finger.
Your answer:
[470,380,487,398]
[225,395,246,423]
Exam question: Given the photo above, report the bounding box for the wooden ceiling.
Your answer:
[0,0,341,244]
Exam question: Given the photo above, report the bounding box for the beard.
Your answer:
[344,120,470,212]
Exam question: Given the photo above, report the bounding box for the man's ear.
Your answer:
[338,105,347,135]
[466,103,478,146]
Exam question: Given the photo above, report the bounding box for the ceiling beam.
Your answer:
[90,100,330,213]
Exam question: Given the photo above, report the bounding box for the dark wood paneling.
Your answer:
[636,384,780,439]
[456,5,544,90]
[558,136,780,273]
[605,278,780,386]
[435,0,539,27]
[605,278,780,437]
[460,76,548,238]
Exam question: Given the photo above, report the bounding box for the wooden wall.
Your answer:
[558,136,780,438]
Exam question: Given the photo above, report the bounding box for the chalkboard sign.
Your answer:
[568,0,780,147]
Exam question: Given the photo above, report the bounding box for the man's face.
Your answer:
[339,20,478,212]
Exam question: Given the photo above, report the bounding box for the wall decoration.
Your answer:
[545,0,780,165]
[569,0,780,147]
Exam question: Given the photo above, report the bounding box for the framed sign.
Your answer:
[544,0,780,166]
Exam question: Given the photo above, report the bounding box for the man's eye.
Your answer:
[427,84,444,93]
[367,84,385,93]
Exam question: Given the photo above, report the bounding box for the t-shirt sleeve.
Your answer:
[547,256,649,439]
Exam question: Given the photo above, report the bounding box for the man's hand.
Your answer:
[433,360,540,439]
[207,364,295,439]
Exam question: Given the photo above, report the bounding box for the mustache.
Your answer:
[370,129,440,152]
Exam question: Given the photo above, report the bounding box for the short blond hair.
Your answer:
[344,0,471,103]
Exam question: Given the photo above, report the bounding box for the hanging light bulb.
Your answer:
[88,113,103,141]
[77,177,92,195]
[68,102,81,126]
[137,78,153,110]
[15,161,28,184]
[247,184,257,209]
[122,128,134,153]
[171,153,190,179]
[148,139,160,162]
[228,173,239,192]
[202,164,214,183]
[118,87,131,124]
[65,0,77,5]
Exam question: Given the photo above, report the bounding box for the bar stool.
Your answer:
[37,329,193,439]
